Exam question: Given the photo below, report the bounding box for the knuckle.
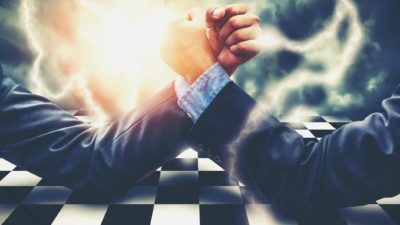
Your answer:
[237,43,247,51]
[233,31,242,41]
[228,17,239,28]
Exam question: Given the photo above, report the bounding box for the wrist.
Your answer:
[186,56,217,84]
[218,58,238,76]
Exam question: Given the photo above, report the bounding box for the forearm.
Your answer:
[0,75,192,196]
[189,81,400,215]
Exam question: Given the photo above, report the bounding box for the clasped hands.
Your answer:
[161,4,262,84]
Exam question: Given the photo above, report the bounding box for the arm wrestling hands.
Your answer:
[161,4,262,84]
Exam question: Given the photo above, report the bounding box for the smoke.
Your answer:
[248,0,364,117]
[224,0,397,182]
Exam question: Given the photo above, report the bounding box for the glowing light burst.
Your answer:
[20,0,108,122]
[254,0,364,116]
[226,0,365,185]
[20,0,173,121]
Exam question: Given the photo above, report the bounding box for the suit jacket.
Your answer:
[0,68,192,197]
[190,81,400,215]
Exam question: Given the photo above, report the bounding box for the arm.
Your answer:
[0,71,192,197]
[189,81,400,215]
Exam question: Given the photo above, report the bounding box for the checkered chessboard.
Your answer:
[1,112,400,225]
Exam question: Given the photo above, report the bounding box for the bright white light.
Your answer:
[20,0,175,121]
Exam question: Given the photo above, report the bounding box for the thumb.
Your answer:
[205,6,225,29]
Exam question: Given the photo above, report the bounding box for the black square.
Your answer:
[3,204,62,225]
[159,171,199,186]
[155,186,199,204]
[102,205,154,225]
[37,178,65,186]
[0,171,9,180]
[309,130,335,138]
[197,151,210,158]
[162,158,198,171]
[12,166,26,171]
[380,205,400,224]
[200,205,249,225]
[199,187,242,204]
[136,172,160,186]
[0,187,34,204]
[199,171,238,186]
[330,122,349,129]
[296,209,347,225]
[66,189,112,204]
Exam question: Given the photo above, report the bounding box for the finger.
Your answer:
[230,40,262,55]
[219,14,260,42]
[213,4,250,30]
[226,25,262,46]
[224,4,250,17]
[205,6,226,29]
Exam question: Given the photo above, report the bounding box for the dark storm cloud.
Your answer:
[0,0,32,83]
[235,0,400,120]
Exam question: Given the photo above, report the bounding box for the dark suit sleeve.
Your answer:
[0,72,192,197]
[189,81,400,215]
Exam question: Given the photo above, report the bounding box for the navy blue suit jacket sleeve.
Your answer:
[0,70,192,197]
[190,81,400,215]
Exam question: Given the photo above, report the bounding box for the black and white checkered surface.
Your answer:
[1,112,400,225]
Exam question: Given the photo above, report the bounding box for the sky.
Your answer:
[0,0,399,120]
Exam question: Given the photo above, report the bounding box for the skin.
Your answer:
[161,4,263,83]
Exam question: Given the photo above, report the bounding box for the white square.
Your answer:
[0,204,17,224]
[377,194,400,204]
[245,204,297,225]
[198,158,224,171]
[303,122,335,130]
[0,171,41,186]
[0,159,16,171]
[177,149,198,159]
[295,129,315,138]
[52,204,108,225]
[151,204,199,225]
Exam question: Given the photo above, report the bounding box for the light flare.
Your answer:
[20,0,174,121]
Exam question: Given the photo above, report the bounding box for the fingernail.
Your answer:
[213,7,224,18]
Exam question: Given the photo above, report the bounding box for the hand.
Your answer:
[206,4,262,75]
[161,11,217,84]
